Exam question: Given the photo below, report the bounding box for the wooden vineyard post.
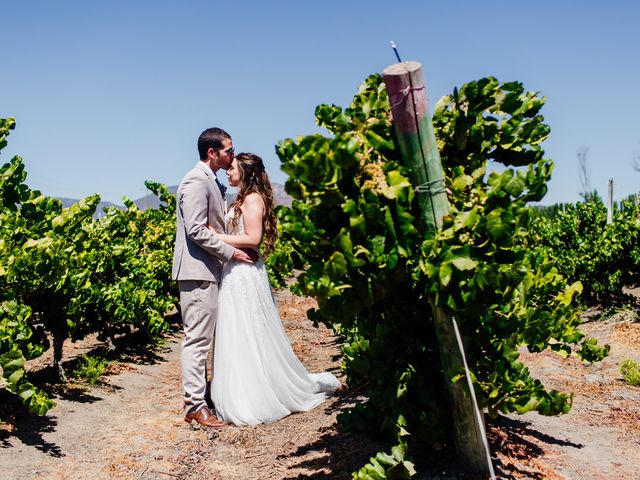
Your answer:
[383,61,493,477]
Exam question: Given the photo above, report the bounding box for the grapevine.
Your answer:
[275,74,609,478]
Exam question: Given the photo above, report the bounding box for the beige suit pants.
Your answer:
[179,280,218,415]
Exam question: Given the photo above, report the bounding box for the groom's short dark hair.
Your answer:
[198,128,231,160]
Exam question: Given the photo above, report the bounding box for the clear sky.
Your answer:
[2,1,639,205]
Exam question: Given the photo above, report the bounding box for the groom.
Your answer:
[172,127,254,428]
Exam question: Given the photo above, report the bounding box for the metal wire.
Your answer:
[451,316,497,479]
[415,178,446,195]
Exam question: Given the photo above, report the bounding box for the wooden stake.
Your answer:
[383,62,448,233]
[383,61,493,477]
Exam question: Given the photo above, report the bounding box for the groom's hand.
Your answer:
[232,248,255,264]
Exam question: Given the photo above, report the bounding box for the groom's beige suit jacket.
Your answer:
[172,161,235,281]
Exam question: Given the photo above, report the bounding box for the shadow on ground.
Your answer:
[277,389,468,480]
[279,427,383,480]
[488,414,584,479]
[0,324,181,450]
[0,390,64,457]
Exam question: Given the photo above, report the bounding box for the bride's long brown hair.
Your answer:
[230,153,278,255]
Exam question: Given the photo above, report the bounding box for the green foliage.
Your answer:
[433,78,550,171]
[0,300,54,414]
[353,441,415,480]
[428,77,609,417]
[1,120,59,414]
[278,77,444,457]
[620,358,640,386]
[263,205,297,290]
[528,199,640,307]
[275,75,608,477]
[0,117,178,416]
[72,354,110,385]
[68,182,177,341]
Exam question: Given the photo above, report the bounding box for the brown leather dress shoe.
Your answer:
[184,407,227,428]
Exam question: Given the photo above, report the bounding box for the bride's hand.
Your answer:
[207,225,218,234]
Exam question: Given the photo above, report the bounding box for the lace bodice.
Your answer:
[224,208,244,235]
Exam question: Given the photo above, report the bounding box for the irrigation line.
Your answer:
[451,316,497,479]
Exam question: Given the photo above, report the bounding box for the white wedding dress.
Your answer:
[211,211,341,426]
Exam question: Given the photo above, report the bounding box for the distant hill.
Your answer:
[131,182,292,210]
[57,197,123,216]
[271,182,292,207]
[57,182,292,217]
[131,185,179,211]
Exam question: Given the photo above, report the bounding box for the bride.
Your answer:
[209,152,341,426]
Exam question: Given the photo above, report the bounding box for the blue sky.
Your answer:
[2,1,639,205]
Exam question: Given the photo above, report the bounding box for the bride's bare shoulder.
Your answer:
[240,192,266,213]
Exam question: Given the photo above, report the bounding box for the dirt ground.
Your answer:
[487,310,640,480]
[1,292,639,479]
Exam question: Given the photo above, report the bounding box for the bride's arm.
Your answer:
[210,193,264,249]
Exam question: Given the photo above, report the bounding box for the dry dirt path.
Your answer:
[0,293,381,480]
[488,313,640,479]
[1,293,639,479]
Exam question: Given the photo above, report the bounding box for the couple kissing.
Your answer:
[172,127,341,428]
